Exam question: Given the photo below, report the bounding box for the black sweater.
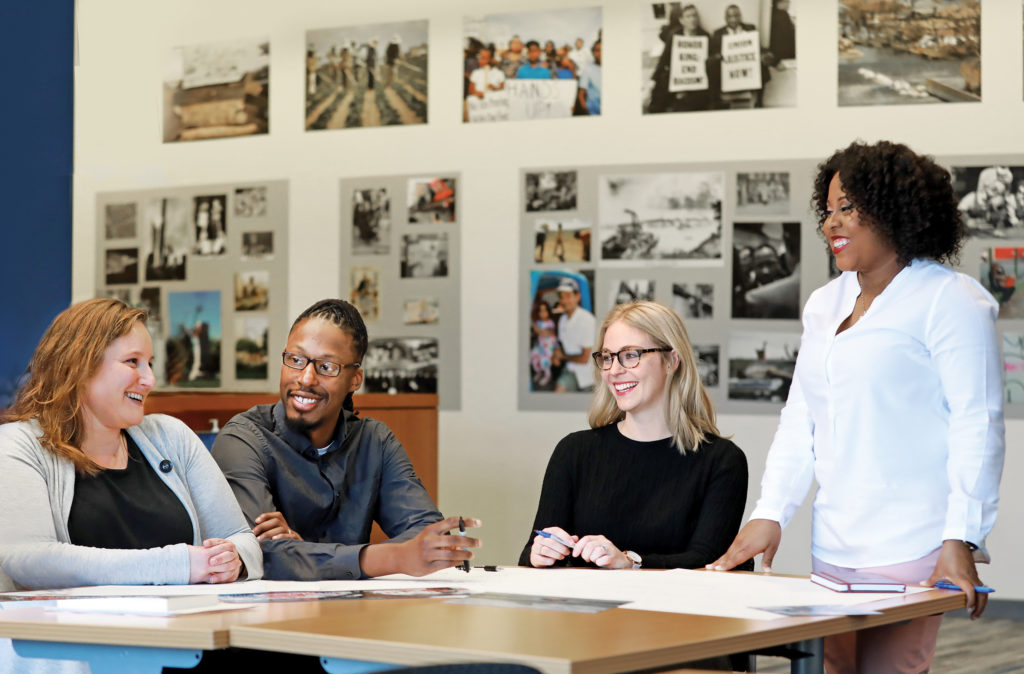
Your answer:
[519,424,748,569]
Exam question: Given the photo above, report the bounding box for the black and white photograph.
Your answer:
[1004,333,1024,404]
[353,188,391,254]
[401,233,449,278]
[192,195,227,256]
[534,218,591,263]
[732,221,800,319]
[838,1,980,106]
[642,0,796,114]
[104,248,139,285]
[693,344,720,387]
[241,231,274,260]
[979,247,1024,319]
[528,269,596,393]
[351,266,381,321]
[306,21,428,130]
[463,8,603,123]
[234,187,267,217]
[166,290,222,387]
[104,203,136,239]
[139,287,162,335]
[598,172,723,261]
[525,170,578,212]
[407,177,456,224]
[609,279,655,306]
[235,316,269,380]
[234,270,269,311]
[163,38,269,143]
[362,337,438,394]
[736,171,790,216]
[672,282,714,319]
[403,297,439,325]
[100,287,132,304]
[952,165,1024,237]
[143,197,188,282]
[727,331,799,402]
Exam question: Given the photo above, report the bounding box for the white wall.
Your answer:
[74,0,1023,598]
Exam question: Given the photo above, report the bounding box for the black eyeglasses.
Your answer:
[591,347,672,370]
[282,352,360,377]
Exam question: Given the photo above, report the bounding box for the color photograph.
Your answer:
[952,165,1024,237]
[166,290,222,387]
[736,172,790,216]
[104,248,139,285]
[534,218,591,263]
[732,221,800,319]
[1004,332,1024,404]
[528,269,596,393]
[144,197,189,282]
[104,203,136,239]
[727,331,799,402]
[838,1,980,106]
[525,170,578,212]
[306,20,428,130]
[672,282,714,319]
[978,247,1024,319]
[362,337,438,394]
[192,195,227,256]
[598,172,723,261]
[353,188,391,255]
[463,7,603,123]
[234,270,269,311]
[235,316,269,380]
[403,297,440,324]
[234,187,267,217]
[163,38,269,142]
[407,177,456,224]
[351,266,381,321]
[401,234,449,278]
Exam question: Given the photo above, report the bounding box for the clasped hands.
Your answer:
[530,526,632,569]
[188,538,242,584]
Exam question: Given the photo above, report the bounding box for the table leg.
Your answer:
[12,639,202,673]
[787,637,824,674]
[319,657,403,674]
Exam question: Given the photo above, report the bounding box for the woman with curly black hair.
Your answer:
[710,141,1004,673]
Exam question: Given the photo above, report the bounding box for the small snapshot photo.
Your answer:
[235,316,269,380]
[598,172,723,261]
[139,286,162,335]
[401,233,449,278]
[235,270,270,311]
[104,203,137,240]
[525,170,578,212]
[192,195,227,256]
[979,247,1024,319]
[163,38,269,143]
[838,1,980,106]
[234,187,267,217]
[736,172,790,216]
[672,282,714,319]
[166,290,222,387]
[952,166,1024,237]
[727,331,799,402]
[407,177,456,224]
[352,188,391,255]
[693,344,720,387]
[100,287,132,304]
[403,297,440,325]
[350,266,381,321]
[104,248,139,285]
[609,279,655,307]
[642,0,797,115]
[144,197,189,282]
[534,218,591,263]
[305,20,428,130]
[362,337,438,394]
[241,231,274,260]
[463,7,603,123]
[1004,333,1024,404]
[528,269,596,393]
[732,222,800,319]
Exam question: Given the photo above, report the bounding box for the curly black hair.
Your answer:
[811,140,965,266]
[290,299,368,414]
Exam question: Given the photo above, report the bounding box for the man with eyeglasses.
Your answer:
[212,299,479,580]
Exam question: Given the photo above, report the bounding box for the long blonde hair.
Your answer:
[4,298,148,474]
[587,301,719,452]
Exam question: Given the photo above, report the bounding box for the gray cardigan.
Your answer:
[0,414,263,591]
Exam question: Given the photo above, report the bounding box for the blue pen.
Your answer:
[933,580,995,594]
[534,529,575,549]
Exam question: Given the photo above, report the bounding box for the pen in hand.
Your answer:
[458,517,470,573]
[534,529,575,549]
[932,580,994,594]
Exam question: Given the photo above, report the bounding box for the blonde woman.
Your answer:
[521,300,747,569]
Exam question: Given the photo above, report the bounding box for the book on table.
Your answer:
[810,570,906,593]
[53,594,224,615]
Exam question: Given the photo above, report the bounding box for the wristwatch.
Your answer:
[624,550,642,569]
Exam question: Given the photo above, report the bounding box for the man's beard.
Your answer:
[284,413,322,436]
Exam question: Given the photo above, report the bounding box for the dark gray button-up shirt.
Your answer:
[211,402,441,580]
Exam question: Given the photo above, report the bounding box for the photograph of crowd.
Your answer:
[163,38,269,143]
[534,218,591,263]
[404,297,440,325]
[351,266,381,321]
[672,282,714,319]
[353,188,391,254]
[234,187,267,217]
[1004,333,1024,403]
[727,331,798,402]
[361,337,438,394]
[979,247,1024,319]
[105,203,136,239]
[234,270,269,311]
[235,316,269,380]
[598,172,723,261]
[838,0,980,106]
[401,233,449,278]
[104,248,139,285]
[463,7,602,123]
[241,231,273,260]
[732,221,800,319]
[192,195,227,256]
[525,170,578,212]
[305,21,427,130]
[642,0,796,114]
[166,290,222,387]
[528,270,596,393]
[736,171,790,216]
[952,165,1024,237]
[408,177,456,224]
[610,279,655,306]
[144,197,188,282]
[694,344,720,387]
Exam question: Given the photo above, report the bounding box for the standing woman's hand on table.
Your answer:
[707,519,781,572]
[924,540,988,620]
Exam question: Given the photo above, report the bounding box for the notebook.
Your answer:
[810,570,906,593]
[53,594,226,616]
